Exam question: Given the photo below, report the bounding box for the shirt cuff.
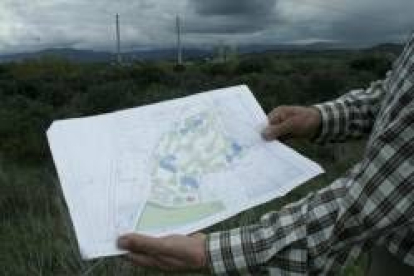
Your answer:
[311,103,336,144]
[206,228,260,275]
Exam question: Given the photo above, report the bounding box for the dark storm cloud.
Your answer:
[330,5,414,44]
[190,0,277,17]
[1,0,414,55]
[185,0,280,34]
[182,16,278,34]
[274,0,414,45]
[280,0,414,45]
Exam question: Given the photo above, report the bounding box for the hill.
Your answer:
[0,42,402,64]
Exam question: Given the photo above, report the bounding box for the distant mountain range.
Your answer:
[0,48,212,63]
[0,43,403,64]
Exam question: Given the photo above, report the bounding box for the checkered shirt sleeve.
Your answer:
[313,80,387,143]
[206,32,414,275]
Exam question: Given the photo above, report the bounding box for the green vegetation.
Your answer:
[0,49,394,275]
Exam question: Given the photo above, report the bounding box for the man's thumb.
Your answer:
[118,234,163,253]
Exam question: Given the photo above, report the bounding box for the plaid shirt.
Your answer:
[206,32,414,275]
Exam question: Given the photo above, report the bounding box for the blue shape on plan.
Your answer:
[180,176,199,189]
[232,142,242,154]
[180,116,204,134]
[159,155,177,173]
[226,155,233,163]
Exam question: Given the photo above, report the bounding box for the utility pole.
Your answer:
[116,13,122,64]
[217,41,226,62]
[176,16,183,66]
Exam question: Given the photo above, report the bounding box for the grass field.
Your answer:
[0,49,392,275]
[1,140,369,275]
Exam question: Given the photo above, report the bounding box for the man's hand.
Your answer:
[262,106,321,141]
[117,233,208,273]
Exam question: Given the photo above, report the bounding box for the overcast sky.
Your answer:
[1,0,414,54]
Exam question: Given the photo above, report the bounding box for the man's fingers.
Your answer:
[268,107,287,124]
[127,253,193,272]
[126,253,159,268]
[268,106,299,124]
[156,255,190,270]
[127,253,177,271]
[262,121,292,141]
[118,234,166,254]
[268,111,283,124]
